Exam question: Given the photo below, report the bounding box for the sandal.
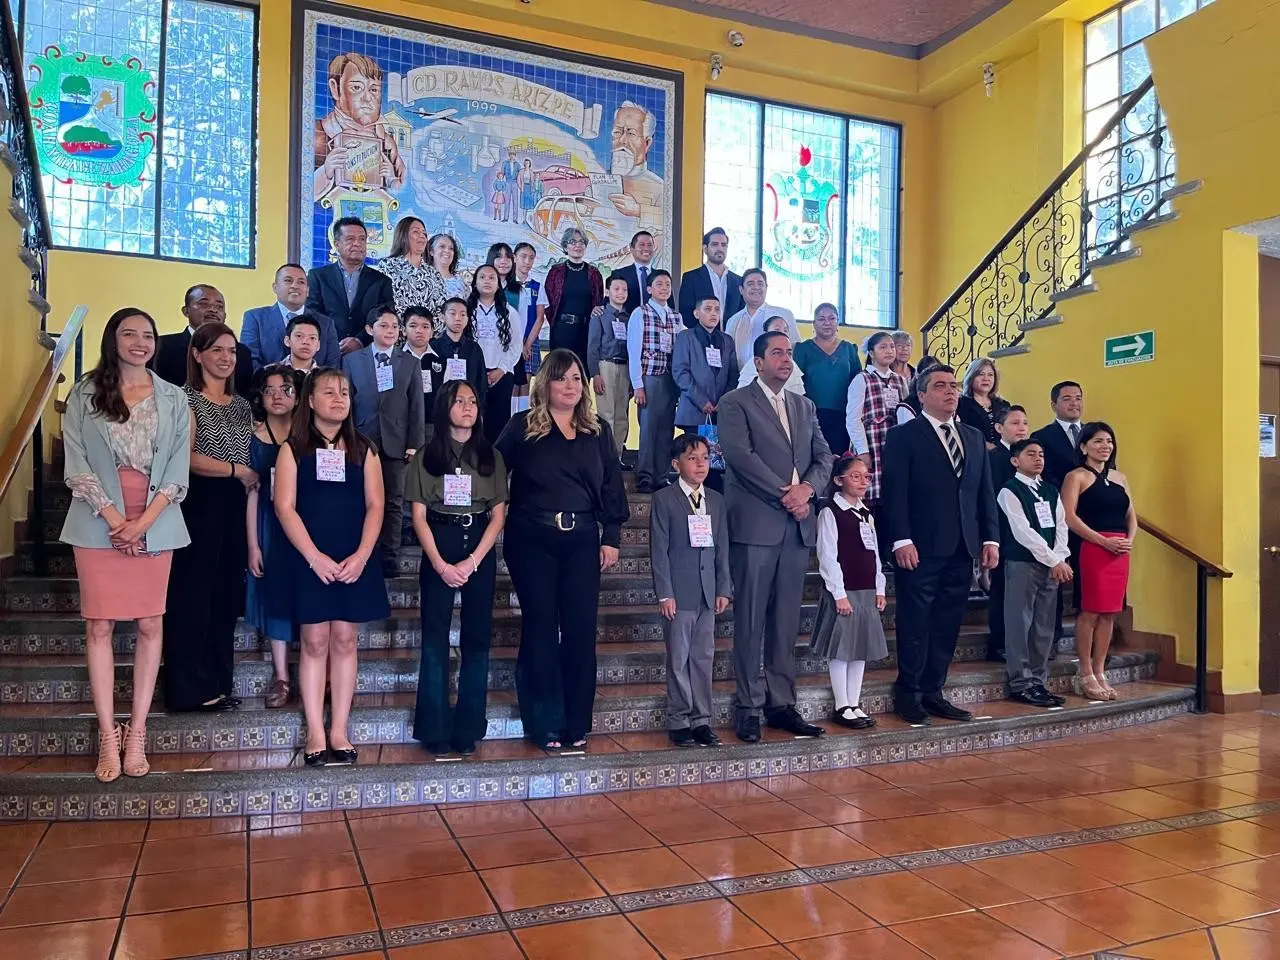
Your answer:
[264,679,291,709]
[1100,676,1119,700]
[1075,673,1108,701]
[122,722,150,777]
[96,724,122,783]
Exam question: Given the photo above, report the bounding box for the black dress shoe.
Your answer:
[896,702,932,726]
[328,745,358,765]
[922,697,973,722]
[223,696,243,708]
[766,706,824,738]
[1009,687,1059,708]
[195,696,237,712]
[691,725,721,747]
[832,706,875,730]
[423,741,452,756]
[451,740,477,756]
[735,715,761,743]
[303,748,328,766]
[669,728,696,748]
[1034,685,1067,706]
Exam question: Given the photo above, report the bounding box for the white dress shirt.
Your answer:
[706,264,728,310]
[678,477,707,515]
[756,379,801,485]
[996,473,1071,567]
[473,301,523,373]
[626,298,679,390]
[1057,418,1082,445]
[727,303,800,380]
[817,493,887,601]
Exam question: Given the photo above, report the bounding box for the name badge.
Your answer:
[859,521,878,552]
[1034,500,1054,528]
[705,346,722,368]
[421,369,433,394]
[659,332,673,354]
[443,472,472,507]
[476,315,498,340]
[375,362,395,393]
[445,358,467,382]
[612,320,628,340]
[316,447,345,482]
[687,514,713,548]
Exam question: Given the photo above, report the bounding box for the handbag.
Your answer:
[698,415,725,471]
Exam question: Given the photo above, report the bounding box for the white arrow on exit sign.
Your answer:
[1103,330,1155,367]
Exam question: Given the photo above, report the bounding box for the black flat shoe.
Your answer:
[423,741,452,756]
[303,748,328,766]
[897,702,932,725]
[669,728,696,748]
[451,740,477,756]
[832,707,874,730]
[195,696,237,712]
[922,697,973,722]
[328,746,358,765]
[691,725,721,747]
[223,696,242,708]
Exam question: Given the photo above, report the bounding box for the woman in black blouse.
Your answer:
[495,348,628,749]
[164,322,257,711]
[543,227,604,369]
[957,356,1010,448]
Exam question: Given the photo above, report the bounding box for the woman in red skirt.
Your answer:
[1061,422,1136,701]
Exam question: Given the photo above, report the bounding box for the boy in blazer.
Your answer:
[651,435,731,747]
[343,306,425,576]
[672,294,738,489]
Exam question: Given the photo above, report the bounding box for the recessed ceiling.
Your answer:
[648,0,1013,55]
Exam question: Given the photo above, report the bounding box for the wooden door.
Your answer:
[1262,358,1280,695]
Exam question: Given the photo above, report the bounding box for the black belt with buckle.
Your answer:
[521,509,595,532]
[428,510,486,528]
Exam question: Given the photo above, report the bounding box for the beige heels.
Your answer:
[96,724,122,783]
[1074,672,1110,701]
[122,722,150,777]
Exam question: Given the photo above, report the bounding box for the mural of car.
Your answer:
[536,164,592,196]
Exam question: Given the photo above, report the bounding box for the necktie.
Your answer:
[376,353,391,367]
[1069,423,1080,447]
[285,312,298,322]
[941,422,963,478]
[638,266,646,295]
[772,393,791,441]
[690,490,702,511]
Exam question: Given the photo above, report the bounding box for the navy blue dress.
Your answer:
[245,435,292,641]
[275,446,390,625]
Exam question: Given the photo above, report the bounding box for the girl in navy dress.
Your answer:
[274,368,390,765]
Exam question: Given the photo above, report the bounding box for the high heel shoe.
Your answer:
[96,724,122,783]
[122,722,150,777]
[1099,675,1119,700]
[1075,673,1108,701]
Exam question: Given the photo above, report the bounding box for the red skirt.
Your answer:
[1078,534,1130,614]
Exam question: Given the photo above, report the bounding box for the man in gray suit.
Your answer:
[718,330,833,742]
[650,434,732,747]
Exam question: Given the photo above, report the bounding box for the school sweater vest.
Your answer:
[998,479,1060,564]
[832,506,878,592]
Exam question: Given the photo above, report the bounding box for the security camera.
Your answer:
[727,30,745,47]
[710,54,724,81]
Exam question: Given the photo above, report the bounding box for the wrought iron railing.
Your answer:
[922,76,1175,368]
[0,0,49,307]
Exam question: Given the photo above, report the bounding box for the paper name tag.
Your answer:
[316,447,345,482]
[443,472,473,507]
[445,357,467,382]
[1034,500,1054,528]
[659,332,673,354]
[612,320,628,340]
[421,369,433,393]
[269,467,276,500]
[476,315,498,340]
[705,346,722,368]
[375,361,394,393]
[688,514,713,547]
[859,521,878,552]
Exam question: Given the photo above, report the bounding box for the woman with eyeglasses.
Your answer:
[495,349,628,750]
[245,364,300,709]
[542,227,604,369]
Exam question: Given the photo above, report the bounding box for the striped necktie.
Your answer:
[941,422,963,478]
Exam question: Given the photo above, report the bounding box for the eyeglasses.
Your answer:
[566,237,587,246]
[262,386,295,398]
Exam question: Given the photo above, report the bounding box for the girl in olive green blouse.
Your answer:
[405,379,508,755]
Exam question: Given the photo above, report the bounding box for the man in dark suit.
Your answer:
[241,263,341,369]
[678,227,743,329]
[719,330,833,743]
[1032,380,1085,637]
[986,404,1031,662]
[153,284,254,395]
[616,230,673,314]
[305,216,395,353]
[882,364,1000,726]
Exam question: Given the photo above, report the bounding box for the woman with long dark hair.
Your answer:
[274,368,389,764]
[430,233,468,304]
[63,308,191,781]
[958,357,1010,448]
[407,380,508,755]
[163,322,256,714]
[495,349,628,750]
[468,263,520,442]
[379,215,445,323]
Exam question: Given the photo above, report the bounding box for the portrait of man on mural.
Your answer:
[314,52,407,201]
[608,100,664,227]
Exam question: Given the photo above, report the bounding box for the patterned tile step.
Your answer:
[0,686,1195,819]
[0,653,1162,753]
[0,631,1089,703]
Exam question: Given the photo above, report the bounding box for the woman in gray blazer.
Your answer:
[62,308,191,783]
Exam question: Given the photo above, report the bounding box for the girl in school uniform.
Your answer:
[844,331,908,511]
[469,263,521,442]
[810,456,888,729]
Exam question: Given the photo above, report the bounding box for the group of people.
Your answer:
[61,212,1138,782]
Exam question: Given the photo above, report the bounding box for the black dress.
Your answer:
[958,394,1009,446]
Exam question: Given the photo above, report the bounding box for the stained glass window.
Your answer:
[16,0,257,264]
[702,92,900,328]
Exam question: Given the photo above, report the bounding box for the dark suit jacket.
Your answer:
[616,262,673,315]
[649,483,732,611]
[988,441,1016,494]
[305,262,395,345]
[152,328,253,396]
[881,415,998,560]
[678,265,743,329]
[671,327,739,426]
[1031,421,1078,490]
[240,304,341,369]
[342,346,425,460]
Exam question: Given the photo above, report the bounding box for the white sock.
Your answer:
[829,659,850,710]
[846,660,867,708]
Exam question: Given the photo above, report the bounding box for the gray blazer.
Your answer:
[343,346,426,459]
[718,382,833,547]
[672,327,739,427]
[60,373,192,551]
[650,483,732,611]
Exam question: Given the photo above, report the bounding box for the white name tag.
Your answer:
[1034,500,1054,528]
[375,361,394,393]
[445,358,467,382]
[316,447,345,482]
[269,467,276,500]
[612,320,628,340]
[705,346,722,368]
[688,514,713,547]
[421,369,433,393]
[476,315,498,340]
[659,332,673,354]
[859,521,878,552]
[443,472,473,507]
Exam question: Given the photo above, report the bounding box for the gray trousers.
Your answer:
[730,525,810,721]
[637,372,677,487]
[1003,560,1059,693]
[664,601,715,729]
[379,457,407,560]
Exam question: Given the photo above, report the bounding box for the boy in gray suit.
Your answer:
[650,435,732,747]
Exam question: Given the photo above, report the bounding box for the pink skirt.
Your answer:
[73,468,173,620]
[1078,534,1130,614]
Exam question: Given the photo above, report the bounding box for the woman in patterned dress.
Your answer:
[378,216,445,328]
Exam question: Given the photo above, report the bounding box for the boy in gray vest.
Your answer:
[997,439,1072,707]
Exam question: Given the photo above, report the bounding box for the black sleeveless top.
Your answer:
[1075,466,1130,534]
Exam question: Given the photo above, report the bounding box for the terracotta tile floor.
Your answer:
[5,710,1280,957]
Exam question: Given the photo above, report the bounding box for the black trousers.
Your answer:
[163,475,246,711]
[893,543,973,706]
[413,516,496,746]
[987,558,1006,658]
[484,372,515,444]
[815,407,850,457]
[503,515,601,742]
